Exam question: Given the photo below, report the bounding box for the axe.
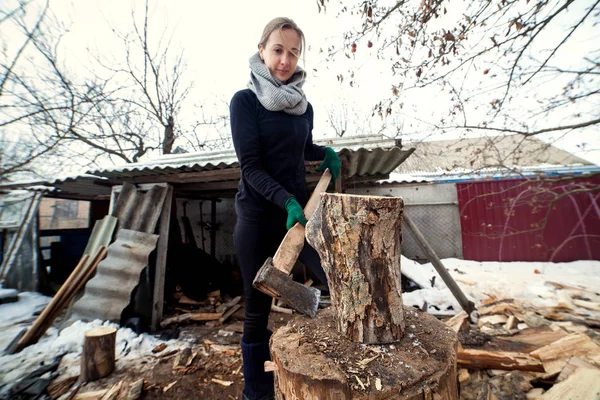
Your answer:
[253,169,332,318]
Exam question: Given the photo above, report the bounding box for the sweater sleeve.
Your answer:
[230,91,292,209]
[303,103,327,161]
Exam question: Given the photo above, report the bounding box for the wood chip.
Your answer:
[211,378,233,387]
[354,375,365,390]
[445,311,469,333]
[375,377,382,391]
[264,361,278,372]
[357,354,380,367]
[124,379,144,400]
[271,304,294,314]
[152,343,167,353]
[458,368,470,383]
[74,390,108,400]
[504,315,517,330]
[163,381,177,392]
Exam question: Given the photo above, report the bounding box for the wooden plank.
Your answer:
[109,168,242,185]
[530,333,600,376]
[457,349,545,372]
[151,185,173,332]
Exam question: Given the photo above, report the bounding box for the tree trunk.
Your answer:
[305,193,405,344]
[81,327,117,382]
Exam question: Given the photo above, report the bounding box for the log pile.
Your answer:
[447,296,600,399]
[160,290,246,328]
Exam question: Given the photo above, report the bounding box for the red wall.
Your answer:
[457,175,600,262]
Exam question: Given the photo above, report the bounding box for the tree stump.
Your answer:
[269,193,458,399]
[81,327,117,382]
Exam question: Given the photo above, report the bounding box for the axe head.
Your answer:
[253,257,321,318]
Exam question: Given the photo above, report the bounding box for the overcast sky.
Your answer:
[7,0,600,166]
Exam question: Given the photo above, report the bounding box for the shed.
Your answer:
[0,136,413,331]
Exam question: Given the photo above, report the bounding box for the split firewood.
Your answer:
[555,356,598,383]
[504,316,518,330]
[116,379,144,400]
[178,295,203,305]
[160,312,222,328]
[457,349,545,372]
[73,390,108,400]
[215,296,241,314]
[478,315,508,327]
[445,311,469,333]
[525,388,544,399]
[541,367,600,399]
[218,304,241,323]
[173,347,193,369]
[529,333,600,375]
[498,326,567,347]
[100,381,123,400]
[549,321,588,334]
[572,299,600,312]
[555,291,575,312]
[47,375,78,399]
[478,300,519,316]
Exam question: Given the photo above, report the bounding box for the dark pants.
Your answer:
[234,215,327,343]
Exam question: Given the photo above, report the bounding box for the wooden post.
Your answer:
[151,185,173,332]
[306,193,405,344]
[81,327,117,382]
[271,193,459,399]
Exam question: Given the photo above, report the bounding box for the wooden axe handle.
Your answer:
[272,169,332,273]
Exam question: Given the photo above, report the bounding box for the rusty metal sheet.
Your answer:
[71,228,159,322]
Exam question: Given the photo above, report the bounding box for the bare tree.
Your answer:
[319,0,599,154]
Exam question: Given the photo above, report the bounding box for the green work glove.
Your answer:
[316,147,341,182]
[284,197,307,230]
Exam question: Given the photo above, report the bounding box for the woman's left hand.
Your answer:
[316,147,341,181]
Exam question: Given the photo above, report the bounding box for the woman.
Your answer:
[230,17,340,400]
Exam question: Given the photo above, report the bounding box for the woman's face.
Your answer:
[259,28,301,82]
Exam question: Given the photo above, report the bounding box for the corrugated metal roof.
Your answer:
[71,228,159,322]
[111,183,168,234]
[87,136,406,179]
[397,134,594,175]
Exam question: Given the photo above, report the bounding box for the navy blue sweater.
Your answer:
[230,89,326,221]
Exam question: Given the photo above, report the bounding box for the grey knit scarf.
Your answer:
[247,52,308,115]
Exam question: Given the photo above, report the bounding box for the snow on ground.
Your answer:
[401,256,600,317]
[0,292,193,396]
[0,258,598,394]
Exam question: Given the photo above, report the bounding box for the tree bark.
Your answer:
[305,193,405,344]
[81,327,117,382]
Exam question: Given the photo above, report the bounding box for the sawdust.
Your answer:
[272,306,458,398]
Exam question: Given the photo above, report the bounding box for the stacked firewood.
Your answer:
[447,294,600,399]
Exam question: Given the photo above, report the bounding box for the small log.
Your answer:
[81,327,117,382]
[215,296,241,314]
[160,312,222,328]
[306,193,405,344]
[457,349,545,372]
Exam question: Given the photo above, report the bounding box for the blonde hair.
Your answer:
[258,17,306,57]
